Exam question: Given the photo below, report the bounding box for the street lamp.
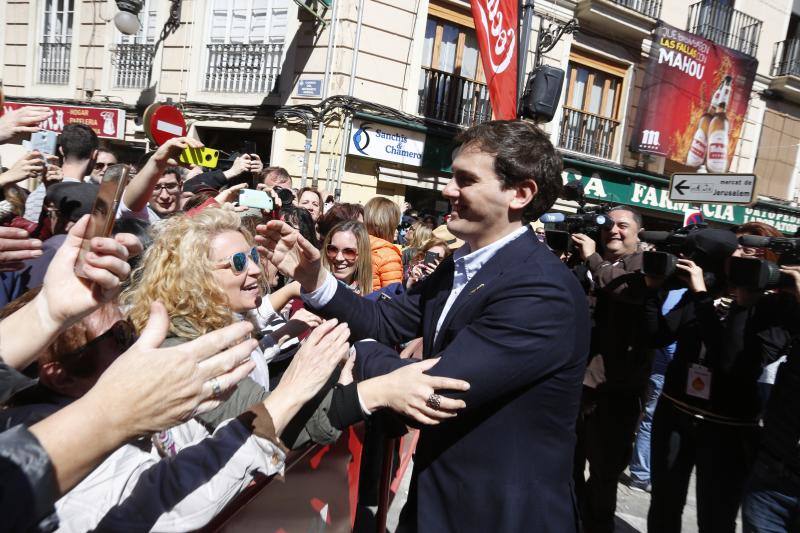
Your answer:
[115,0,143,35]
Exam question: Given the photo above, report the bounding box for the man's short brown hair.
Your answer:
[455,120,563,221]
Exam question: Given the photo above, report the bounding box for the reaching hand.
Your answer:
[44,162,63,185]
[37,214,143,330]
[289,307,323,330]
[249,154,264,174]
[0,227,43,271]
[151,136,204,167]
[0,106,53,142]
[273,318,351,403]
[226,154,252,178]
[215,182,247,205]
[85,302,258,436]
[256,220,324,291]
[0,151,46,185]
[361,357,470,425]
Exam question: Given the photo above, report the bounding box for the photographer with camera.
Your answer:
[570,206,650,533]
[644,226,800,533]
[742,267,800,533]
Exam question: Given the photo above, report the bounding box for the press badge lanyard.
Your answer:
[687,343,712,400]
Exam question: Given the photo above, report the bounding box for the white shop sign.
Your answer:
[348,120,426,167]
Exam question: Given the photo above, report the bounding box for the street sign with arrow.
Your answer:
[668,173,757,205]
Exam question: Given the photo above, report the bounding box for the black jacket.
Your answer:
[645,289,799,421]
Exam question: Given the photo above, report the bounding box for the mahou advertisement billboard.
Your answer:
[632,24,757,172]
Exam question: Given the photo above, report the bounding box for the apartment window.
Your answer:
[204,0,288,92]
[558,52,625,160]
[418,15,490,127]
[39,0,74,85]
[112,1,158,89]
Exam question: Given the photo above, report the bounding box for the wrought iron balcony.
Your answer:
[607,0,661,20]
[558,107,620,160]
[772,39,800,77]
[687,0,762,57]
[417,67,491,127]
[38,42,71,85]
[204,42,283,93]
[112,43,155,89]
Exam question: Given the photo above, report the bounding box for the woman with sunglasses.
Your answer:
[321,220,373,295]
[125,209,464,432]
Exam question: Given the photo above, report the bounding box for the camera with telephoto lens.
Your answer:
[639,225,738,281]
[726,235,800,290]
[539,181,613,252]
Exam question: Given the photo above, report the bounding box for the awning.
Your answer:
[377,166,450,191]
[562,156,800,234]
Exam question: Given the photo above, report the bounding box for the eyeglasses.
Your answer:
[216,246,260,274]
[153,183,181,194]
[61,320,136,362]
[94,162,111,171]
[326,245,358,262]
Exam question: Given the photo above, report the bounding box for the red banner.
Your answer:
[471,0,518,120]
[631,23,757,172]
[2,101,126,140]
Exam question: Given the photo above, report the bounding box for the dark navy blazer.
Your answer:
[317,227,590,532]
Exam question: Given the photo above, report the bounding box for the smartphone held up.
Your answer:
[74,164,130,278]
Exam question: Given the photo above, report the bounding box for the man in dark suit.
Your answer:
[259,120,590,532]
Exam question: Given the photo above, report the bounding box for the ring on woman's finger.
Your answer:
[209,377,223,399]
[426,393,441,410]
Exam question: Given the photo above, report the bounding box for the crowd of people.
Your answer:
[0,104,799,533]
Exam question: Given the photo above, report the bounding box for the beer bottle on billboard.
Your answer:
[706,76,732,173]
[685,77,727,168]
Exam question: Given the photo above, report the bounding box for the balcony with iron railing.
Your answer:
[606,0,661,20]
[417,67,491,128]
[204,42,283,93]
[769,39,800,103]
[38,42,71,85]
[558,107,620,160]
[687,0,762,57]
[575,0,660,42]
[112,43,155,89]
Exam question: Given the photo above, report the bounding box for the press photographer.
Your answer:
[742,268,800,533]
[644,223,800,533]
[567,205,651,533]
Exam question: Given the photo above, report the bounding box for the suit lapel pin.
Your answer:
[469,283,485,295]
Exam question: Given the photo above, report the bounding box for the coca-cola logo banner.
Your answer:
[631,23,757,172]
[470,0,518,120]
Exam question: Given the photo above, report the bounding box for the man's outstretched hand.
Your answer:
[255,220,326,292]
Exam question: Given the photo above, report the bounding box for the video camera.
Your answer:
[727,235,800,290]
[539,181,613,252]
[639,225,738,279]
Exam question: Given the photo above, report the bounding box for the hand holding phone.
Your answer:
[30,130,58,155]
[180,147,220,168]
[75,164,130,278]
[238,188,274,211]
[424,251,441,269]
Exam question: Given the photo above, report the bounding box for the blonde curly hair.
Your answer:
[123,207,263,339]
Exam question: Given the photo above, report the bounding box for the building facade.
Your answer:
[2,0,800,231]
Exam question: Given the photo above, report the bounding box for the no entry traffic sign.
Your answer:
[144,103,186,146]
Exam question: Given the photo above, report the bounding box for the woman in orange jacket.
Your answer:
[364,197,402,292]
